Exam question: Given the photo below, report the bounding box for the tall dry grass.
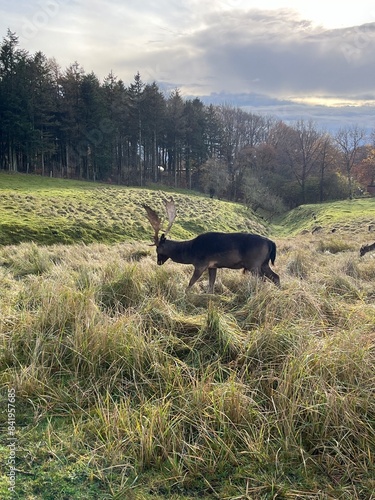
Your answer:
[0,232,374,499]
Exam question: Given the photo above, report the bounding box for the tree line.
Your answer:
[1,30,375,212]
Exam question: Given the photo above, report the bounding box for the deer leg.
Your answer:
[208,268,217,293]
[247,266,262,279]
[261,264,280,286]
[187,266,207,291]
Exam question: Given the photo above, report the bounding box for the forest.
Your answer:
[1,29,375,211]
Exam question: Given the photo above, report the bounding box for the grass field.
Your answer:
[0,173,266,245]
[274,198,375,236]
[0,173,374,499]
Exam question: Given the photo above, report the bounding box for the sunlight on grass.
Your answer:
[0,173,267,245]
[0,230,374,499]
[0,175,375,498]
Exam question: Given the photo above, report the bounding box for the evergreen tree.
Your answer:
[27,51,58,175]
[183,98,207,189]
[165,89,186,186]
[0,30,31,171]
[57,62,86,178]
[80,71,105,180]
[140,82,166,183]
[102,72,129,183]
[128,72,145,184]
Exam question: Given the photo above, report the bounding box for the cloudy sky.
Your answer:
[1,0,375,132]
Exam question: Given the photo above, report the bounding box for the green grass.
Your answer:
[0,173,375,499]
[273,198,375,236]
[0,173,267,245]
[2,173,374,246]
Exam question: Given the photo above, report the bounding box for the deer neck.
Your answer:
[164,239,194,264]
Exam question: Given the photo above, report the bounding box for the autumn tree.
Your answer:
[284,120,323,204]
[200,157,229,198]
[335,125,366,199]
[316,133,337,202]
[352,144,375,189]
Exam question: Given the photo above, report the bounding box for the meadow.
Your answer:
[0,173,374,499]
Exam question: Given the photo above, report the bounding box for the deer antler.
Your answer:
[143,204,162,245]
[143,197,177,245]
[163,197,177,237]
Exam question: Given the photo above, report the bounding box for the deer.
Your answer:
[143,197,280,293]
[359,241,375,257]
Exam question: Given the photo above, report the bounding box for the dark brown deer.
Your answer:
[143,198,280,293]
[360,241,375,257]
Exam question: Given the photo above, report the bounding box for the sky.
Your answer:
[1,0,375,132]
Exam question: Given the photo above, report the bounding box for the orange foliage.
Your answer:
[353,146,375,187]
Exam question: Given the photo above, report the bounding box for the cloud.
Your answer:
[189,90,374,134]
[131,10,375,102]
[2,3,375,101]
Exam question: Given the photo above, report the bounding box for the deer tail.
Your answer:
[269,241,277,265]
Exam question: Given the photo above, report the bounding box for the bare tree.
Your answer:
[199,157,229,198]
[242,172,287,216]
[283,120,322,203]
[317,133,336,202]
[335,125,366,199]
[215,106,272,199]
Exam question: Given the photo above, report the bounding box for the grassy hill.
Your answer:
[0,173,267,245]
[0,173,374,499]
[274,198,375,236]
[1,172,374,244]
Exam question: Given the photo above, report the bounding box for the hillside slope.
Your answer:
[1,173,375,245]
[273,198,375,236]
[0,173,267,245]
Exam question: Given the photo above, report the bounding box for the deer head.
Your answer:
[360,242,375,257]
[143,197,177,246]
